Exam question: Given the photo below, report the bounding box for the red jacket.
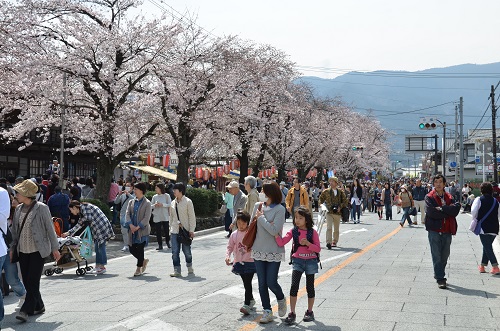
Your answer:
[424,190,460,235]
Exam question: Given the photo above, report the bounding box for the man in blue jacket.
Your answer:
[47,186,70,231]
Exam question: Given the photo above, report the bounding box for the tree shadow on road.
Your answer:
[446,283,498,298]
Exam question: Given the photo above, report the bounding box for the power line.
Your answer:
[371,101,456,117]
[295,65,500,79]
[300,76,489,91]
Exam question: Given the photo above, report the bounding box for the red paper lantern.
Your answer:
[147,153,155,166]
[217,167,223,177]
[162,154,170,168]
[287,171,292,177]
[258,172,263,179]
[224,164,230,174]
[196,167,203,179]
[271,166,276,174]
[248,169,252,175]
[203,169,209,181]
[212,169,217,179]
[235,159,240,168]
[312,169,317,177]
[230,160,236,170]
[307,170,313,178]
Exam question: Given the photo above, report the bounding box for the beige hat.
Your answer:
[279,181,286,186]
[329,177,339,183]
[226,181,239,189]
[13,179,38,198]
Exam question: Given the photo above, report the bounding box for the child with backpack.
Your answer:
[275,206,321,325]
[225,210,256,316]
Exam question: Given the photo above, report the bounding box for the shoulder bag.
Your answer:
[11,202,36,263]
[469,199,497,235]
[242,202,263,251]
[175,203,193,246]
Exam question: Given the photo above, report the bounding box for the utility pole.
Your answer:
[491,85,498,183]
[442,122,446,178]
[434,134,438,175]
[60,72,67,178]
[459,97,464,200]
[455,105,458,182]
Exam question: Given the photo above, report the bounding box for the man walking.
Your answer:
[412,179,427,225]
[285,177,309,222]
[424,174,460,289]
[318,177,348,249]
[228,181,247,230]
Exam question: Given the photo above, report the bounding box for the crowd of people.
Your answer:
[0,169,497,326]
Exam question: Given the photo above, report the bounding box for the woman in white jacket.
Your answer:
[151,183,171,250]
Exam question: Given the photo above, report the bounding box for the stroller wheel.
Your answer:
[85,266,93,271]
[76,268,86,276]
[44,269,54,276]
[54,268,63,274]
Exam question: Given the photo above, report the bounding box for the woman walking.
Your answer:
[381,182,394,220]
[114,181,135,252]
[350,179,363,223]
[11,179,60,322]
[399,185,414,227]
[471,182,500,274]
[251,181,287,324]
[151,183,171,250]
[124,182,152,276]
[170,182,196,277]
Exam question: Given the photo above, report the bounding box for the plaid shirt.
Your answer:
[68,203,114,245]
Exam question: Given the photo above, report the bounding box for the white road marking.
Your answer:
[339,228,368,235]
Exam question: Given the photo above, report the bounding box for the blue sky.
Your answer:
[142,0,500,78]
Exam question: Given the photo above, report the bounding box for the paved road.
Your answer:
[2,208,500,331]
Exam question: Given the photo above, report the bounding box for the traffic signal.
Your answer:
[419,117,437,130]
[352,146,364,151]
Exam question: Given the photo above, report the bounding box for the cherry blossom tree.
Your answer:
[0,0,178,200]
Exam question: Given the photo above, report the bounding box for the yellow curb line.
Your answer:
[239,225,402,330]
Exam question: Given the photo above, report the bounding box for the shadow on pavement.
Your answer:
[128,275,161,282]
[3,320,63,331]
[332,247,361,253]
[447,284,498,298]
[184,275,207,282]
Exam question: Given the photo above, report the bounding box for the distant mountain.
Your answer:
[298,63,500,152]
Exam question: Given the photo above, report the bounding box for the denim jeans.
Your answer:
[254,260,285,311]
[428,231,452,281]
[479,234,498,266]
[2,250,26,297]
[0,254,6,321]
[171,233,192,272]
[400,207,412,225]
[384,203,392,219]
[351,204,361,221]
[94,241,107,266]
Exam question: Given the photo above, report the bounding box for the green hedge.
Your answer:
[145,188,221,217]
[81,198,112,220]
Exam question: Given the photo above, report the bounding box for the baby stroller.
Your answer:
[44,218,92,276]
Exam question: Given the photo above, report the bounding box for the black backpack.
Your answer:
[289,227,322,269]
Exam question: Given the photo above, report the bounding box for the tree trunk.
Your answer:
[238,148,249,184]
[277,166,286,183]
[94,156,118,204]
[176,152,191,184]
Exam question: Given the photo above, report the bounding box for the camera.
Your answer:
[330,204,339,213]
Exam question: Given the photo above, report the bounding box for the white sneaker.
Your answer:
[259,309,275,324]
[187,266,194,275]
[277,298,287,317]
[121,246,129,252]
[249,299,256,310]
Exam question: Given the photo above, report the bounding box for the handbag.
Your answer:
[79,226,94,259]
[175,203,192,246]
[11,202,36,263]
[409,207,417,216]
[469,198,497,235]
[242,202,263,251]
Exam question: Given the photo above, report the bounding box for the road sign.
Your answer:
[450,161,457,168]
[475,156,480,163]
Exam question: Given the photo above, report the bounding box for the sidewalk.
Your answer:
[1,210,499,330]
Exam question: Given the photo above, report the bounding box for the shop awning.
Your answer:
[129,165,177,181]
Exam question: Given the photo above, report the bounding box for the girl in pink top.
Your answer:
[275,206,321,325]
[225,210,256,316]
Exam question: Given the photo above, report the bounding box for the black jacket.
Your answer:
[477,195,499,235]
